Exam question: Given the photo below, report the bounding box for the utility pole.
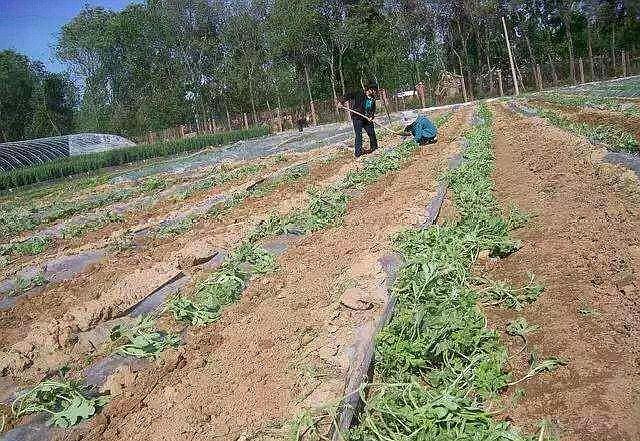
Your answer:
[502,16,519,96]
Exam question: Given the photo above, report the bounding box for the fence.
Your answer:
[139,49,639,144]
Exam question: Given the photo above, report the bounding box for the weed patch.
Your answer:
[175,163,265,200]
[0,126,269,190]
[479,274,545,310]
[141,176,167,192]
[0,187,135,238]
[578,300,600,317]
[539,92,640,117]
[61,212,124,239]
[155,216,195,238]
[9,272,47,296]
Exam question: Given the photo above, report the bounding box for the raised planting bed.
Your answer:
[0,126,269,191]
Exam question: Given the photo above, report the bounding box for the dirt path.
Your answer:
[485,104,640,441]
[57,109,470,441]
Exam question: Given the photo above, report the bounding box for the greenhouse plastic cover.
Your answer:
[0,133,136,171]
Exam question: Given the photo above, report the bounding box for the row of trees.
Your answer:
[1,0,639,142]
[0,51,77,142]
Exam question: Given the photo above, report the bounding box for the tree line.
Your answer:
[0,51,77,142]
[1,0,639,142]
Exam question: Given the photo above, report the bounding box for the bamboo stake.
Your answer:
[502,16,519,95]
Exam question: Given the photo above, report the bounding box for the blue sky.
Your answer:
[0,0,135,72]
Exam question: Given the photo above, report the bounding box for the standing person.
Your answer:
[338,82,379,158]
[296,113,306,132]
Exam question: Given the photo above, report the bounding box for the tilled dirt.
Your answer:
[529,99,640,141]
[48,110,469,441]
[0,150,341,278]
[483,104,640,441]
[0,149,356,371]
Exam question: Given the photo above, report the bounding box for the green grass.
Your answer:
[0,126,269,191]
[347,105,562,440]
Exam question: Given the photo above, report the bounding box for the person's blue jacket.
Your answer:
[406,116,437,144]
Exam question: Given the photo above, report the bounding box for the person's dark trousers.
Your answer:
[352,117,378,157]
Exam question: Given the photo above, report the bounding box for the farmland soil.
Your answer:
[483,104,640,441]
[0,148,356,371]
[52,109,470,441]
[529,99,640,141]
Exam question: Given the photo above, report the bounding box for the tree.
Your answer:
[0,50,77,142]
[0,50,37,142]
[269,0,325,124]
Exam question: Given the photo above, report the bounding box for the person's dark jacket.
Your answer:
[340,90,376,121]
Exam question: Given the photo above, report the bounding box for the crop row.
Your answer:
[2,113,454,433]
[1,162,271,267]
[527,104,638,152]
[341,105,564,440]
[0,126,269,191]
[538,92,640,116]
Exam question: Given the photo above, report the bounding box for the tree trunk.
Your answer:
[611,23,616,72]
[452,47,468,102]
[328,56,339,120]
[456,19,470,100]
[248,78,257,124]
[587,24,595,80]
[303,63,317,125]
[466,73,474,101]
[224,102,231,131]
[276,94,283,132]
[487,54,495,95]
[338,52,346,95]
[548,53,558,84]
[564,13,576,83]
[502,16,519,95]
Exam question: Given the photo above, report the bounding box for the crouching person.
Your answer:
[403,115,437,145]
